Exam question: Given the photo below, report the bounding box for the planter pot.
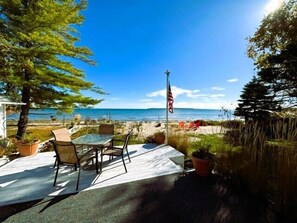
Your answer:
[192,156,213,177]
[17,140,40,157]
[154,133,165,144]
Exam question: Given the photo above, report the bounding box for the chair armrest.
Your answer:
[79,149,95,160]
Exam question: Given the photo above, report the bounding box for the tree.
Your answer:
[0,0,104,138]
[247,0,297,108]
[247,0,297,67]
[234,76,280,121]
[258,43,297,107]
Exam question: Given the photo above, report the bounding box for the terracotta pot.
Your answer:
[192,156,213,177]
[17,140,40,157]
[154,133,165,144]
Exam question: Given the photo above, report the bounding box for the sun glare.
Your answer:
[264,0,284,14]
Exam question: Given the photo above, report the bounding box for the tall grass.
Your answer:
[218,118,297,221]
[167,133,190,156]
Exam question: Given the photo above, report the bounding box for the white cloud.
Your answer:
[146,89,166,97]
[211,86,225,91]
[209,94,225,98]
[173,101,237,110]
[147,86,201,98]
[96,98,237,109]
[227,78,239,83]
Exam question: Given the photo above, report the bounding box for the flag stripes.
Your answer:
[168,83,174,113]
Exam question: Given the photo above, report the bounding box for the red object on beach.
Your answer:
[194,120,201,129]
[189,120,201,130]
[189,122,196,129]
[178,121,185,129]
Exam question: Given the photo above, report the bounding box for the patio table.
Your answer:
[72,134,113,174]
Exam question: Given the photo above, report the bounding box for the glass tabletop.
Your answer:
[72,134,113,146]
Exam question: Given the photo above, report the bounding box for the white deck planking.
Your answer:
[0,143,184,206]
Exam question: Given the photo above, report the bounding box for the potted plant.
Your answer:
[154,132,165,144]
[191,144,215,177]
[16,134,40,157]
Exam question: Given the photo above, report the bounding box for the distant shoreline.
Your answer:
[7,108,232,122]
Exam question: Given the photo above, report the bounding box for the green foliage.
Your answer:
[167,133,190,156]
[191,144,215,161]
[0,138,10,157]
[234,76,280,121]
[0,0,105,137]
[0,138,17,158]
[189,134,228,155]
[219,119,297,221]
[257,44,297,106]
[247,0,297,107]
[17,133,39,145]
[221,120,244,129]
[247,0,297,66]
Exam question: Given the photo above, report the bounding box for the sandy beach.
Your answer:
[121,121,225,138]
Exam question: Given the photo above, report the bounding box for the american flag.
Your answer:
[168,83,174,113]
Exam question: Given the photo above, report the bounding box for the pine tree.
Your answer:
[258,44,297,107]
[0,0,104,138]
[234,76,280,121]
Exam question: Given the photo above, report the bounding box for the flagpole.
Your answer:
[165,69,170,144]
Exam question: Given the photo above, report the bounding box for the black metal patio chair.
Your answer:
[50,140,95,191]
[100,129,132,173]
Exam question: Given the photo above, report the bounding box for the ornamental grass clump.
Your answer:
[167,133,190,156]
[17,134,39,145]
[219,118,297,221]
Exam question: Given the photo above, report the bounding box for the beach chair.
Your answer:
[188,122,196,130]
[194,120,201,129]
[188,120,201,130]
[50,140,95,191]
[178,121,185,129]
[100,129,132,173]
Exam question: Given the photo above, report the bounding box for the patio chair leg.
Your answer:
[76,165,81,191]
[53,164,59,187]
[126,148,131,162]
[53,157,57,168]
[122,155,127,173]
[100,154,103,172]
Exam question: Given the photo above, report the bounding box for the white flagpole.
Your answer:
[165,69,170,144]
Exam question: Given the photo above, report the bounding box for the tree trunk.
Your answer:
[16,70,31,139]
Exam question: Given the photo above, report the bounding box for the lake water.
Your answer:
[7,108,233,122]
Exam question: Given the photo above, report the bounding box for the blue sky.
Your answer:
[75,0,279,109]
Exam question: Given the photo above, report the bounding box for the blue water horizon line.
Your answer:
[91,107,220,110]
[8,107,233,122]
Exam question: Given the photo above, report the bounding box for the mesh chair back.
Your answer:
[99,124,114,135]
[51,141,78,164]
[123,129,132,150]
[52,128,71,141]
